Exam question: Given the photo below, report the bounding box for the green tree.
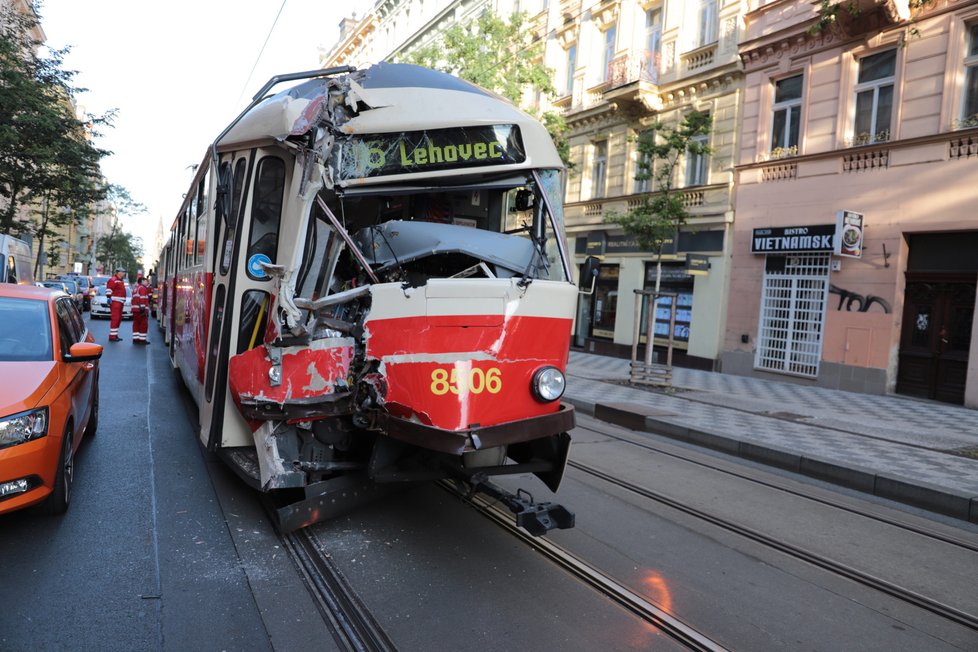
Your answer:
[605,111,712,297]
[96,221,143,278]
[0,5,112,236]
[398,10,570,165]
[92,184,146,277]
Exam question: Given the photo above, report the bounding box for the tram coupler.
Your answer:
[471,477,575,536]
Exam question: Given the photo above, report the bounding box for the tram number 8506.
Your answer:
[430,367,502,396]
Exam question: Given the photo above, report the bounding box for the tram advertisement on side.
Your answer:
[159,63,584,535]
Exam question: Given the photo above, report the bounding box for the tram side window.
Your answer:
[187,189,197,268]
[220,158,249,275]
[177,208,186,270]
[195,177,208,265]
[237,290,270,354]
[246,156,285,280]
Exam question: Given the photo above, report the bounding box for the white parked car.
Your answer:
[90,284,132,320]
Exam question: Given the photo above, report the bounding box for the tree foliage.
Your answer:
[96,220,143,277]
[0,5,112,236]
[605,111,713,286]
[397,10,570,165]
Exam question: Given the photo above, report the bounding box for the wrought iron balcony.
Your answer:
[603,50,659,91]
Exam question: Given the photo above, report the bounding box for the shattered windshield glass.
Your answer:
[307,173,569,289]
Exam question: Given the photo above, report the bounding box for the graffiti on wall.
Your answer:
[829,284,892,313]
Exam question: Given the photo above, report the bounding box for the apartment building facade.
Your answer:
[725,0,978,406]
[554,0,745,369]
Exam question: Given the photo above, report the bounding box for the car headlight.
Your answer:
[531,366,566,402]
[0,407,49,449]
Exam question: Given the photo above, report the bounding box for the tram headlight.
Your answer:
[531,366,565,402]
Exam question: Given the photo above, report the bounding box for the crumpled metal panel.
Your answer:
[228,337,355,416]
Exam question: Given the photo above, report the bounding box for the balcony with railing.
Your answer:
[601,50,661,114]
[682,42,717,74]
[565,183,731,229]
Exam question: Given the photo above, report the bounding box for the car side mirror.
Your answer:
[66,341,103,362]
[579,256,600,295]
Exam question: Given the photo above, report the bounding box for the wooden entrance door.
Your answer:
[897,276,976,404]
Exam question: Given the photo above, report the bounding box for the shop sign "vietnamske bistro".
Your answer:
[751,225,835,254]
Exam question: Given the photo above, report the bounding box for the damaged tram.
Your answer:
[159,63,579,534]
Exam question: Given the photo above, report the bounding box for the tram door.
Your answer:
[897,276,975,405]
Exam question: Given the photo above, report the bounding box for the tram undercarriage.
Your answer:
[218,414,575,534]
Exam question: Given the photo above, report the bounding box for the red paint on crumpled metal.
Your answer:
[228,342,354,408]
[289,93,327,136]
[366,314,572,431]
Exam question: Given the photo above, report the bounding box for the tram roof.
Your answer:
[220,63,562,170]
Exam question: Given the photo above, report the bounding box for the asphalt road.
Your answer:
[0,314,330,652]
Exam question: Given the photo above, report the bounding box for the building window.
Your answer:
[755,254,830,378]
[634,149,651,194]
[565,43,577,97]
[771,74,802,156]
[852,49,896,145]
[698,0,718,48]
[645,8,662,83]
[591,141,608,199]
[685,122,709,187]
[962,23,978,128]
[603,25,617,82]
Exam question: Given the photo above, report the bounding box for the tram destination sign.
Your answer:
[751,224,835,254]
[338,124,526,179]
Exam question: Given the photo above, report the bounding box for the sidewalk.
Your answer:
[564,351,978,524]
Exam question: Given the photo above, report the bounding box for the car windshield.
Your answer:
[0,297,53,361]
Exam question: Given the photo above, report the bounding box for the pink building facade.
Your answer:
[724,0,978,406]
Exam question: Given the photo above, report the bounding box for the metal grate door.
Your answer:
[755,254,830,378]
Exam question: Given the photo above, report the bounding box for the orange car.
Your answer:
[0,284,102,515]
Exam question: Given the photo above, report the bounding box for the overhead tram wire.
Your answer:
[235,0,289,108]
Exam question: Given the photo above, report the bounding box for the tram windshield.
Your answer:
[304,169,569,294]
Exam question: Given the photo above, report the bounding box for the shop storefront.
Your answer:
[572,227,726,368]
[750,224,836,378]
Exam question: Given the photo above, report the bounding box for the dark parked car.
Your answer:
[60,275,93,311]
[38,280,84,312]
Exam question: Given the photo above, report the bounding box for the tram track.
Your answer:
[444,482,730,652]
[577,421,978,554]
[278,518,398,652]
[568,457,978,633]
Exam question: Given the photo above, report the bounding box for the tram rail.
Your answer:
[444,481,730,652]
[568,457,978,633]
[279,523,397,652]
[577,421,978,554]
